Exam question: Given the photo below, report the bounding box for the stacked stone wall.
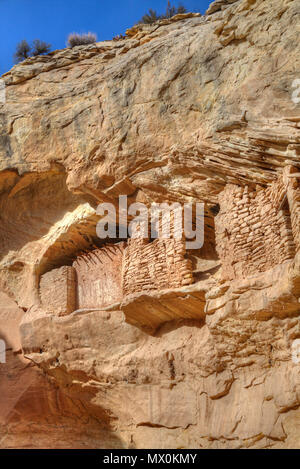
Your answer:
[216,176,297,280]
[122,238,193,296]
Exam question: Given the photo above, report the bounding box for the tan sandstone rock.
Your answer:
[0,0,300,449]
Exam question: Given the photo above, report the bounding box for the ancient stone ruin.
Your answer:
[37,166,300,332]
[40,237,194,317]
[216,166,300,280]
[38,223,199,332]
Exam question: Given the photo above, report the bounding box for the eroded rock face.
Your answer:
[0,292,122,449]
[0,0,300,449]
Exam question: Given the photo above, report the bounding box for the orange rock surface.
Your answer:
[0,0,300,449]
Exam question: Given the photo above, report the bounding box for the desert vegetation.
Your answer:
[12,2,191,64]
[67,32,97,47]
[12,2,190,64]
[138,1,187,24]
[14,39,51,63]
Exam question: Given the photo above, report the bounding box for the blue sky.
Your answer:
[0,0,211,75]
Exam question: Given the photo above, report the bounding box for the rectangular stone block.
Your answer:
[40,266,76,316]
[73,242,126,309]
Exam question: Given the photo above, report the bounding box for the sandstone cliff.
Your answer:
[0,0,300,449]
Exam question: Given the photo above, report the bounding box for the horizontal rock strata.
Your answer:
[0,0,300,449]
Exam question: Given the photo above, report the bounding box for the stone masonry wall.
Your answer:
[122,238,193,297]
[73,242,126,309]
[284,167,300,252]
[39,236,194,314]
[40,266,76,316]
[39,169,300,310]
[215,176,298,281]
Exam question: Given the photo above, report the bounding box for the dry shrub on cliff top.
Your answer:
[14,39,52,63]
[138,2,187,24]
[67,32,97,47]
[165,1,187,18]
[13,40,31,63]
[32,39,52,56]
[138,8,161,24]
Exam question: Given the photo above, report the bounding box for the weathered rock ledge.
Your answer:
[0,0,300,449]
